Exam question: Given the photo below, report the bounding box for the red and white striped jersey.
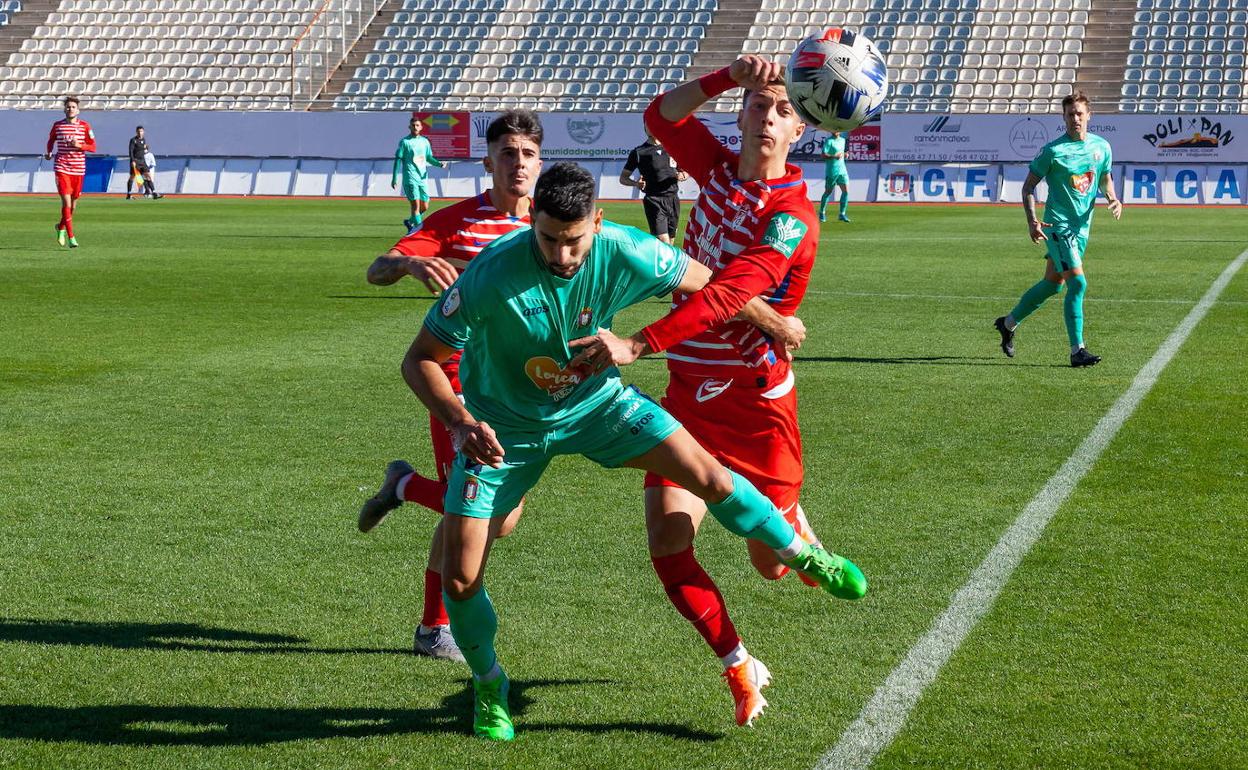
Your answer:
[46,119,96,176]
[392,192,530,269]
[643,98,818,391]
[390,191,531,391]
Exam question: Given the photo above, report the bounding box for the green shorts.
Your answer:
[825,172,849,187]
[444,384,682,518]
[1045,231,1087,273]
[402,179,429,202]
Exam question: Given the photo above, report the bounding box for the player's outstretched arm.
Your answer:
[367,249,458,290]
[568,259,714,369]
[656,55,784,122]
[401,327,504,467]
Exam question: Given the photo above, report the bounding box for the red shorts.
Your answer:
[429,412,456,484]
[55,172,84,199]
[644,370,803,512]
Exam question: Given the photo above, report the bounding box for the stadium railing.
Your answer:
[289,0,386,110]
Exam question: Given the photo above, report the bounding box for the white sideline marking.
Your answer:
[805,289,1247,306]
[817,248,1248,770]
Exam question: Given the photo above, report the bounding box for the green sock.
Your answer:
[1064,273,1086,348]
[1009,278,1063,324]
[839,195,849,218]
[705,469,795,550]
[818,191,830,216]
[444,587,498,678]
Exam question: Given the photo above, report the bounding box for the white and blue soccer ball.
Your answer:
[784,28,889,132]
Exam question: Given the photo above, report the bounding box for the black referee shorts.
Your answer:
[643,192,680,239]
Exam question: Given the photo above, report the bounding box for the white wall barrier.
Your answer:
[0,156,1243,205]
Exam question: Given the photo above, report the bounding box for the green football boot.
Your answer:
[783,544,868,600]
[56,227,67,247]
[473,671,514,741]
[68,236,79,248]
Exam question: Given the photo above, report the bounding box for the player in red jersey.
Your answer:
[570,56,851,727]
[358,109,543,662]
[45,96,96,248]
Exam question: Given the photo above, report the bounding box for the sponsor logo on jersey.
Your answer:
[524,356,586,401]
[522,303,550,317]
[441,287,461,316]
[575,306,594,328]
[762,213,807,258]
[695,378,733,402]
[1070,171,1094,194]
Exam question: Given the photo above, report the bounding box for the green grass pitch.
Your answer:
[1,195,1245,769]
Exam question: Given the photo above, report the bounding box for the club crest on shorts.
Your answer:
[575,306,593,328]
[441,287,461,317]
[462,475,479,502]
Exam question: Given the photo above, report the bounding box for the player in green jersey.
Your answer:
[392,115,445,232]
[995,91,1122,368]
[818,131,850,223]
[398,162,865,741]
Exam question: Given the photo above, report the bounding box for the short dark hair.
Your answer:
[533,162,596,222]
[487,108,544,147]
[63,96,79,107]
[136,125,144,131]
[1062,91,1091,112]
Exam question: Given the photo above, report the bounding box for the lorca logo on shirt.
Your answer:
[762,214,807,258]
[524,356,587,401]
[1070,171,1094,195]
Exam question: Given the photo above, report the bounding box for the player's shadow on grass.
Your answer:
[0,618,408,656]
[794,354,1065,368]
[0,678,719,745]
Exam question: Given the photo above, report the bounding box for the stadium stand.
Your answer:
[331,0,714,112]
[0,0,23,28]
[1121,0,1248,114]
[0,0,1243,114]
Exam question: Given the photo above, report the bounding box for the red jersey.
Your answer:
[390,191,531,390]
[642,94,817,391]
[47,119,96,176]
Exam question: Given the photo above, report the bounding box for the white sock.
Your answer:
[720,642,749,669]
[395,472,413,501]
[418,623,444,634]
[475,661,502,684]
[1004,314,1018,331]
[775,532,804,560]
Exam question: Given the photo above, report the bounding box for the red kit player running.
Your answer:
[358,109,543,663]
[570,56,859,727]
[45,96,96,248]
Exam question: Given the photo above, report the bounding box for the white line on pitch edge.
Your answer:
[804,289,1247,306]
[817,248,1248,770]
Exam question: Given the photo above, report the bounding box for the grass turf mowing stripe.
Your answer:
[817,247,1248,770]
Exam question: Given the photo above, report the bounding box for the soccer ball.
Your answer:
[784,28,889,132]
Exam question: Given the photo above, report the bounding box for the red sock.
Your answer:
[59,205,71,233]
[420,568,449,628]
[399,471,445,514]
[652,547,740,658]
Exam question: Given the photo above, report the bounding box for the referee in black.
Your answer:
[619,130,687,244]
[126,126,161,200]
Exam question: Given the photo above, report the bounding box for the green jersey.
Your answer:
[392,134,442,186]
[423,221,690,432]
[823,135,848,177]
[1029,132,1112,239]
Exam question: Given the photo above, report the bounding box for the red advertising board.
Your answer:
[411,111,471,159]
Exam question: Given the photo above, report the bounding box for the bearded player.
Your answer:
[359,109,543,662]
[569,56,853,728]
[45,96,96,248]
